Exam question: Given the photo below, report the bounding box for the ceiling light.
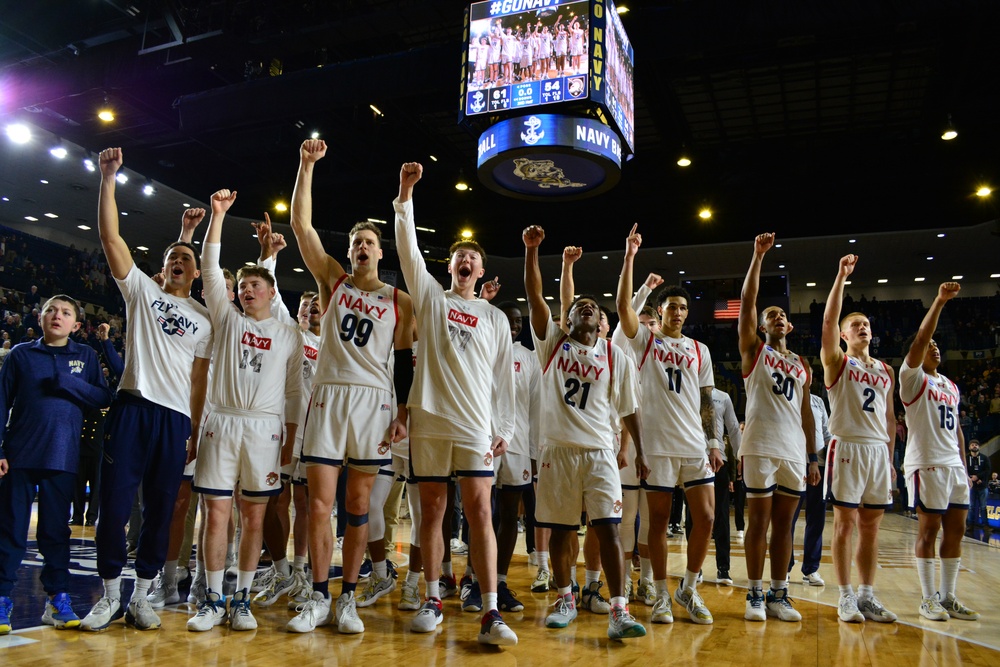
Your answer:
[143,183,155,196]
[602,255,609,260]
[83,159,95,172]
[516,297,525,302]
[310,131,320,139]
[940,114,957,141]
[24,216,38,221]
[844,281,852,285]
[183,203,191,208]
[544,296,553,301]
[455,179,469,191]
[39,179,48,184]
[120,211,128,216]
[44,213,58,218]
[6,124,31,144]
[370,104,383,116]
[976,186,992,197]
[926,256,934,260]
[679,270,686,274]
[193,240,200,245]
[778,264,785,269]
[666,251,673,255]
[878,279,888,283]
[98,109,115,122]
[937,233,946,238]
[275,202,288,212]
[914,277,925,282]
[617,6,629,14]
[603,293,613,297]
[416,226,436,233]
[77,225,91,230]
[677,156,691,167]
[50,146,68,159]
[554,278,560,282]
[1,197,8,201]
[848,239,856,244]
[429,155,438,162]
[245,262,255,267]
[116,173,128,184]
[991,274,1000,279]
[806,282,816,287]
[461,230,473,239]
[775,244,782,248]
[952,275,963,280]
[698,208,712,220]
[293,268,304,273]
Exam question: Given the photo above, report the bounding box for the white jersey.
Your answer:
[393,197,515,444]
[827,354,892,445]
[114,263,213,417]
[313,276,399,391]
[533,319,638,451]
[741,343,809,461]
[620,327,713,458]
[900,360,962,470]
[510,341,540,458]
[202,243,303,423]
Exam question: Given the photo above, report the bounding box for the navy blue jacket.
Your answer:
[0,339,113,472]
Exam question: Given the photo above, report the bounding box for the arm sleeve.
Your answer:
[283,333,304,426]
[490,314,516,444]
[393,197,438,320]
[631,283,652,312]
[258,255,298,328]
[201,243,233,325]
[100,338,125,381]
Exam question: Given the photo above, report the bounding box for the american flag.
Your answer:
[714,299,740,320]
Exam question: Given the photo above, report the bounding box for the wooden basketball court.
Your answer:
[2,511,997,666]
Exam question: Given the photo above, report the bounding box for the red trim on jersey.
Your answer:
[637,331,655,371]
[879,359,893,390]
[391,286,400,339]
[321,274,351,318]
[542,334,569,374]
[694,338,703,374]
[606,338,613,378]
[742,341,765,380]
[825,439,837,499]
[826,355,847,390]
[901,375,928,407]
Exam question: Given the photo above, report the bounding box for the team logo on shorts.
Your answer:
[613,500,623,514]
[484,453,493,467]
[266,472,279,486]
[380,404,391,411]
[378,442,390,455]
[522,469,530,481]
[271,434,281,441]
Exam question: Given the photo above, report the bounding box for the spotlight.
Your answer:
[940,114,957,141]
[83,159,96,172]
[6,124,31,144]
[275,202,288,212]
[977,186,992,197]
[50,146,68,159]
[698,207,712,220]
[98,109,115,122]
[143,183,155,196]
[116,172,128,184]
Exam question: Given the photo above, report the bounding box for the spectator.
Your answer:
[967,440,991,527]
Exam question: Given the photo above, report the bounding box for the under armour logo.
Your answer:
[314,401,325,409]
[840,458,850,464]
[206,432,214,438]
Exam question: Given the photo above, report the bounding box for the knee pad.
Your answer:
[347,511,369,527]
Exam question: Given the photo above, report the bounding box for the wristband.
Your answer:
[808,453,819,463]
[707,438,721,450]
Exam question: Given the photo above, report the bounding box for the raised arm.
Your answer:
[178,207,207,244]
[559,245,582,332]
[97,147,134,280]
[615,223,641,339]
[738,233,772,364]
[289,140,345,300]
[393,163,427,307]
[523,225,551,339]
[204,189,237,245]
[820,254,856,376]
[904,282,961,369]
[254,214,298,327]
[632,273,662,312]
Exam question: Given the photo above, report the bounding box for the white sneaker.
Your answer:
[919,594,949,621]
[287,591,333,633]
[187,576,207,606]
[398,581,421,611]
[187,591,227,632]
[858,595,897,623]
[80,596,123,632]
[802,572,825,586]
[356,574,396,608]
[229,589,257,631]
[527,551,537,567]
[940,593,980,621]
[651,591,673,624]
[766,589,801,622]
[250,565,276,594]
[674,586,713,625]
[545,595,578,628]
[580,581,611,613]
[636,578,656,606]
[410,598,444,633]
[285,569,312,610]
[253,569,295,607]
[838,593,865,623]
[478,609,517,645]
[125,597,161,630]
[450,538,469,555]
[531,568,551,593]
[336,592,364,634]
[745,590,766,622]
[147,577,179,609]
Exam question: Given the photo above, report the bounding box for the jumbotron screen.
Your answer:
[601,0,634,153]
[464,0,591,116]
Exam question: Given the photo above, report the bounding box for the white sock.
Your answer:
[293,556,307,572]
[857,584,874,600]
[940,557,960,600]
[162,560,179,587]
[585,569,600,586]
[682,570,699,591]
[441,561,453,577]
[103,577,122,600]
[748,579,763,593]
[537,551,550,572]
[771,579,787,591]
[654,578,669,595]
[640,557,653,581]
[405,570,420,587]
[207,570,224,595]
[916,558,936,599]
[483,591,498,612]
[132,577,152,601]
[273,557,291,577]
[427,580,440,599]
[610,596,627,608]
[838,584,854,597]
[237,569,255,593]
[497,573,507,584]
[374,560,387,580]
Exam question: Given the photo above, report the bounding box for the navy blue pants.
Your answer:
[789,466,826,575]
[0,468,76,596]
[95,393,189,581]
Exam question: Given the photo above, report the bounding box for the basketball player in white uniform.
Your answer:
[901,282,979,621]
[737,233,819,623]
[523,224,647,640]
[616,224,721,625]
[82,147,213,633]
[820,254,897,624]
[394,162,517,646]
[285,140,414,636]
[186,189,304,632]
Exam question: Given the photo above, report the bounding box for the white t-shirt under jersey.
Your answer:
[533,319,638,451]
[827,354,892,445]
[900,360,963,471]
[510,341,541,458]
[393,197,514,444]
[202,243,303,424]
[115,264,213,417]
[741,342,808,462]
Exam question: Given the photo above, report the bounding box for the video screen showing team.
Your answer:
[5,142,976,645]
